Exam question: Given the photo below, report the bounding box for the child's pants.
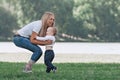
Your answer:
[44,50,55,69]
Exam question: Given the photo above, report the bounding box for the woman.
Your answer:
[13,12,55,73]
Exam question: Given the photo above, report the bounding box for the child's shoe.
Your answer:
[46,67,51,73]
[52,67,57,73]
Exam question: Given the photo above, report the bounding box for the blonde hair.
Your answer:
[39,12,55,37]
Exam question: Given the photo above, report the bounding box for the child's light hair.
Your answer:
[52,27,57,36]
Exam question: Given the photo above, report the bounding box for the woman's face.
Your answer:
[47,15,55,27]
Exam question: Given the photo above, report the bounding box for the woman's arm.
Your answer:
[30,32,52,45]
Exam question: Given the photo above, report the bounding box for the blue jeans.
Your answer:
[13,35,42,62]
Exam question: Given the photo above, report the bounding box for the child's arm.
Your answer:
[36,36,48,41]
[36,36,55,41]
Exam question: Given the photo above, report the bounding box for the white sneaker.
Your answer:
[22,67,32,73]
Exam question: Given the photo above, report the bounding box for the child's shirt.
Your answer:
[36,35,55,49]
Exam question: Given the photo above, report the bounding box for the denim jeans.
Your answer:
[44,50,55,69]
[13,35,42,62]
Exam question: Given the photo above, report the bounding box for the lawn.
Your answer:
[0,62,120,80]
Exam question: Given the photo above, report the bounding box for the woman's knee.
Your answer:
[35,47,43,54]
[35,48,43,60]
[31,50,43,62]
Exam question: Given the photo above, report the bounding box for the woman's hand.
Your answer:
[45,40,52,45]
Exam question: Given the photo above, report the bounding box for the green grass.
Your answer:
[0,62,120,80]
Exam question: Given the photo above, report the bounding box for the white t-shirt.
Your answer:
[18,20,42,38]
[36,35,55,47]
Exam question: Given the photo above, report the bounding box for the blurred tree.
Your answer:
[9,0,76,41]
[74,0,120,42]
[93,0,120,41]
[5,0,120,42]
[0,7,18,41]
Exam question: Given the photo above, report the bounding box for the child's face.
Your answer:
[46,27,54,35]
